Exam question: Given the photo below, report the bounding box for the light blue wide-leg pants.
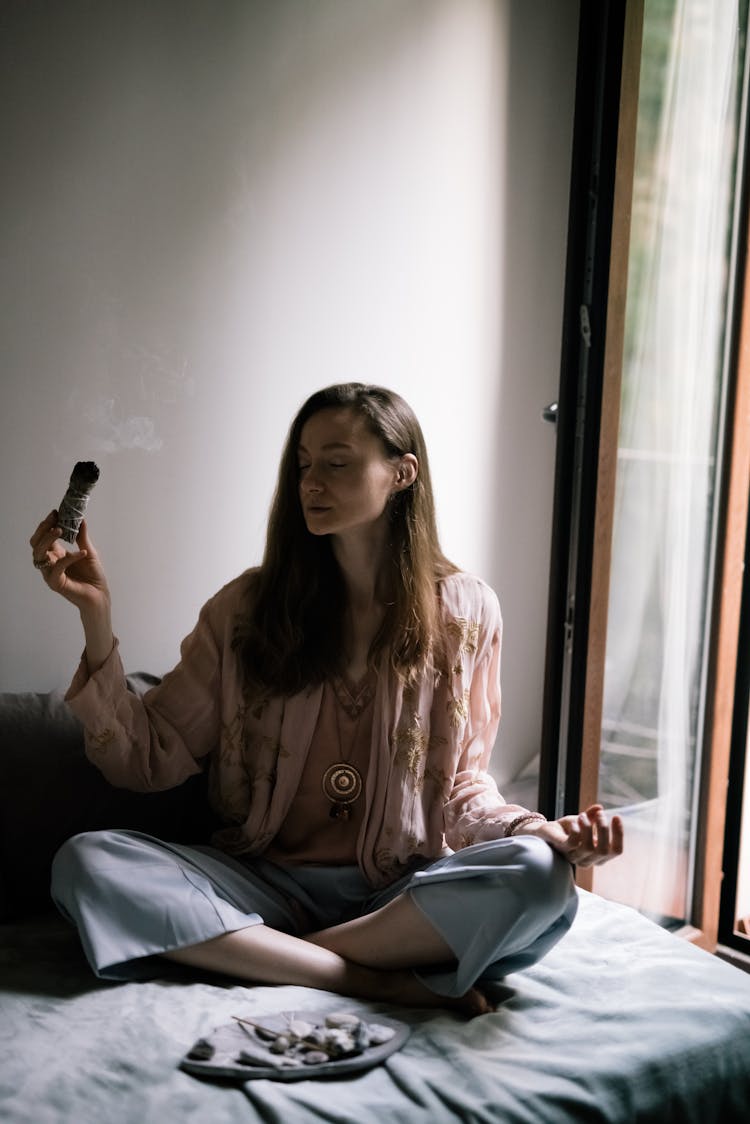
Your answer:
[51,830,577,997]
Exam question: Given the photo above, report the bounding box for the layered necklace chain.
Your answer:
[322,672,375,821]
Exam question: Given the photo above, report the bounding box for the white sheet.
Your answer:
[2,890,749,1123]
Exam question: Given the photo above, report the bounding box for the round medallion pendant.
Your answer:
[322,762,363,807]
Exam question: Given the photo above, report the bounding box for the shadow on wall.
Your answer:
[490,0,578,788]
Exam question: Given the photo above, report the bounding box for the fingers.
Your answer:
[30,511,87,586]
[591,807,610,856]
[29,511,60,552]
[76,519,96,555]
[30,513,65,577]
[49,548,88,578]
[31,513,92,558]
[562,805,623,867]
[38,547,86,588]
[29,510,57,545]
[610,814,624,857]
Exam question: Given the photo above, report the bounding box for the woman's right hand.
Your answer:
[29,512,111,615]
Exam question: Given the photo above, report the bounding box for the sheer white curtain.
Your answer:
[596,0,743,918]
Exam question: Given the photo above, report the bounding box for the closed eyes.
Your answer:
[297,462,348,471]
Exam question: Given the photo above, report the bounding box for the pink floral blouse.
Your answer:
[65,570,532,887]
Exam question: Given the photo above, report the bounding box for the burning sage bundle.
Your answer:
[57,461,100,543]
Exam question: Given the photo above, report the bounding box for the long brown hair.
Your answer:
[233,383,457,695]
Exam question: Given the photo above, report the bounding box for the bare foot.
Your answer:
[451,987,496,1017]
[375,969,495,1017]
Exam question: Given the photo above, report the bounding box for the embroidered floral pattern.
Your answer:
[214,701,292,824]
[250,697,270,721]
[265,737,289,762]
[392,712,428,786]
[446,616,479,656]
[78,571,503,890]
[423,764,452,794]
[89,727,114,748]
[374,847,400,876]
[447,689,470,728]
[219,704,249,763]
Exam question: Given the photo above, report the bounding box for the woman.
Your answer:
[30,383,622,1016]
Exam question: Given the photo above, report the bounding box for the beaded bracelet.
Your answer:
[505,811,547,837]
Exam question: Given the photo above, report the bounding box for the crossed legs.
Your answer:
[164,891,493,1014]
[53,831,574,1015]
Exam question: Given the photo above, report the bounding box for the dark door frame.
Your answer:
[538,0,630,824]
[542,0,750,946]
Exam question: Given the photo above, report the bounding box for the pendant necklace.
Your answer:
[322,673,373,821]
[322,761,363,821]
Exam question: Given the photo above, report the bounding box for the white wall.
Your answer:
[0,0,578,787]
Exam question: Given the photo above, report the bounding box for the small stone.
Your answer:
[366,1023,395,1046]
[323,1028,358,1057]
[186,1038,215,1061]
[270,1035,291,1054]
[325,1011,362,1029]
[302,1050,330,1065]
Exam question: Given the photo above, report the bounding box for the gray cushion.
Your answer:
[0,675,216,920]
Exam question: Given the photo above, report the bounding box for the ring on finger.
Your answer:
[33,556,53,571]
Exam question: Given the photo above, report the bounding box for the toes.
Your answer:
[456,987,495,1017]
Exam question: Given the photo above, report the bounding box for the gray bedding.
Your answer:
[2,889,749,1123]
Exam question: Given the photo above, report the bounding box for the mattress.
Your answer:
[1,889,749,1123]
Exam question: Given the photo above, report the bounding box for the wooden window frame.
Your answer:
[572,0,750,948]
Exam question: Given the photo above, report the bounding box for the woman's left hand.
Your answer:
[526,803,624,867]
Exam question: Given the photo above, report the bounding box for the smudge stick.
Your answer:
[57,461,100,543]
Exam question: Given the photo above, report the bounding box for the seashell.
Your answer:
[366,1023,396,1045]
[323,1028,358,1057]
